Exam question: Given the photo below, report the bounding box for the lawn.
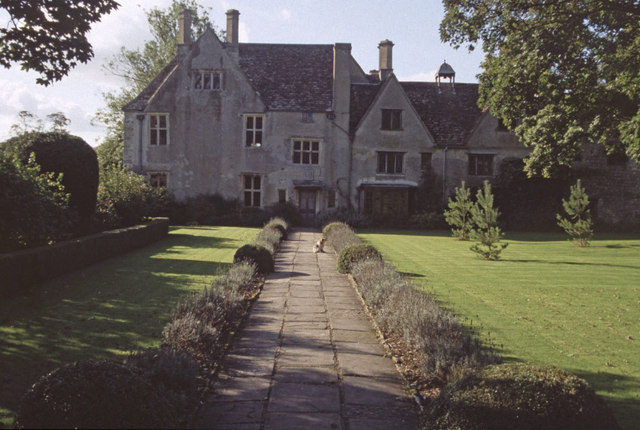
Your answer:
[359,230,640,430]
[0,226,258,427]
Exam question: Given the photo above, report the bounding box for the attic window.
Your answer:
[193,70,222,90]
[381,109,402,130]
[301,112,313,122]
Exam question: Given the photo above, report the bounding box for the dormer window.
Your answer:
[193,70,222,90]
[381,109,402,130]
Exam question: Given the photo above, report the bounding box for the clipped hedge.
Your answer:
[233,244,274,274]
[337,243,382,274]
[424,363,621,430]
[0,218,169,297]
[322,221,362,254]
[15,359,179,429]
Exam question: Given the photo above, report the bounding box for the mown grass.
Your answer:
[0,226,258,427]
[358,230,640,430]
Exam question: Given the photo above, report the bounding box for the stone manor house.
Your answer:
[124,9,640,225]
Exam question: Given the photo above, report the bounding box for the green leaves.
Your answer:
[0,0,120,85]
[556,179,594,247]
[441,0,640,175]
[469,180,508,260]
[444,181,474,240]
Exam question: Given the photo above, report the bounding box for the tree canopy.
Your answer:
[94,0,214,167]
[440,0,640,176]
[0,0,119,85]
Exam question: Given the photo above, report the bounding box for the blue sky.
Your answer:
[0,0,484,145]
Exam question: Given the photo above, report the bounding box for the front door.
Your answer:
[298,190,317,226]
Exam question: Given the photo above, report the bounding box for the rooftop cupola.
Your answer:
[378,39,394,81]
[436,61,455,90]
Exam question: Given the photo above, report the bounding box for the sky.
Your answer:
[0,0,485,146]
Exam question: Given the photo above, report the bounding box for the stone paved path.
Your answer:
[196,229,418,429]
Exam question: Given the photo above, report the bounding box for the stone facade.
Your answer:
[123,9,640,226]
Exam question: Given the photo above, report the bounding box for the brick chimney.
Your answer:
[378,39,394,81]
[177,9,192,56]
[226,9,240,45]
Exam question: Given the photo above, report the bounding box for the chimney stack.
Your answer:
[177,9,192,47]
[226,9,240,45]
[378,39,394,81]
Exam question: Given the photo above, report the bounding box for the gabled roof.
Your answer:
[350,80,483,146]
[123,58,179,111]
[401,82,482,147]
[238,43,334,112]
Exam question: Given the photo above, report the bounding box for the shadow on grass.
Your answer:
[399,271,425,278]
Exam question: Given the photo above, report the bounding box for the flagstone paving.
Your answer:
[196,229,418,429]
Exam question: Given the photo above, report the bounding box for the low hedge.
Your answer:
[0,218,169,297]
[424,363,621,430]
[337,243,382,274]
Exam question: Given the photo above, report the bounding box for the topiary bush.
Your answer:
[233,244,274,274]
[265,217,289,240]
[336,243,382,274]
[323,221,362,254]
[15,360,178,429]
[424,363,621,430]
[254,225,284,255]
[2,131,99,219]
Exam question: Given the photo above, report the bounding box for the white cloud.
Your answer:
[279,9,292,21]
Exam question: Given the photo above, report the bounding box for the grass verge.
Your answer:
[358,229,640,429]
[0,226,258,427]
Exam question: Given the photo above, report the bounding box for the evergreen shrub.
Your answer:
[336,243,382,274]
[233,244,274,274]
[424,363,621,430]
[322,221,362,254]
[15,360,177,429]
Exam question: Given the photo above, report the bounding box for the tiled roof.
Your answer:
[123,58,179,111]
[238,43,334,112]
[401,82,483,147]
[349,83,382,134]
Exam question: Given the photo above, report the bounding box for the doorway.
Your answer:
[298,190,317,226]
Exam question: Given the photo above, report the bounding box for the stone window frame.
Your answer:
[327,190,336,208]
[468,153,495,176]
[149,113,169,146]
[292,138,321,165]
[148,171,168,188]
[301,112,313,123]
[244,114,264,147]
[193,69,222,90]
[377,151,405,175]
[420,152,433,172]
[278,188,287,204]
[243,174,262,207]
[381,109,402,130]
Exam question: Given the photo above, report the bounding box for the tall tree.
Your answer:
[94,0,214,167]
[0,0,119,85]
[440,0,640,177]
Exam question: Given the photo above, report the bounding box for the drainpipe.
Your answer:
[442,146,448,206]
[136,114,145,173]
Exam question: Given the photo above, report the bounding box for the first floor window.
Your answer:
[149,114,168,146]
[148,172,168,188]
[377,151,404,174]
[381,109,402,130]
[245,114,264,147]
[193,70,222,90]
[468,154,494,176]
[243,175,261,207]
[327,190,336,208]
[421,152,432,172]
[278,189,287,204]
[292,139,320,164]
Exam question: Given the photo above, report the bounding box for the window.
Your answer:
[377,151,404,174]
[278,189,287,204]
[149,114,168,146]
[301,112,313,122]
[193,70,222,90]
[327,190,336,208]
[245,114,264,147]
[148,172,168,188]
[421,152,432,172]
[468,154,494,176]
[292,139,320,165]
[243,175,261,207]
[381,109,402,130]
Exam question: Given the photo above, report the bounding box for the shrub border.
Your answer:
[0,218,169,297]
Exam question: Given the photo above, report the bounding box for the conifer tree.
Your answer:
[444,181,474,240]
[556,179,594,247]
[470,180,508,260]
